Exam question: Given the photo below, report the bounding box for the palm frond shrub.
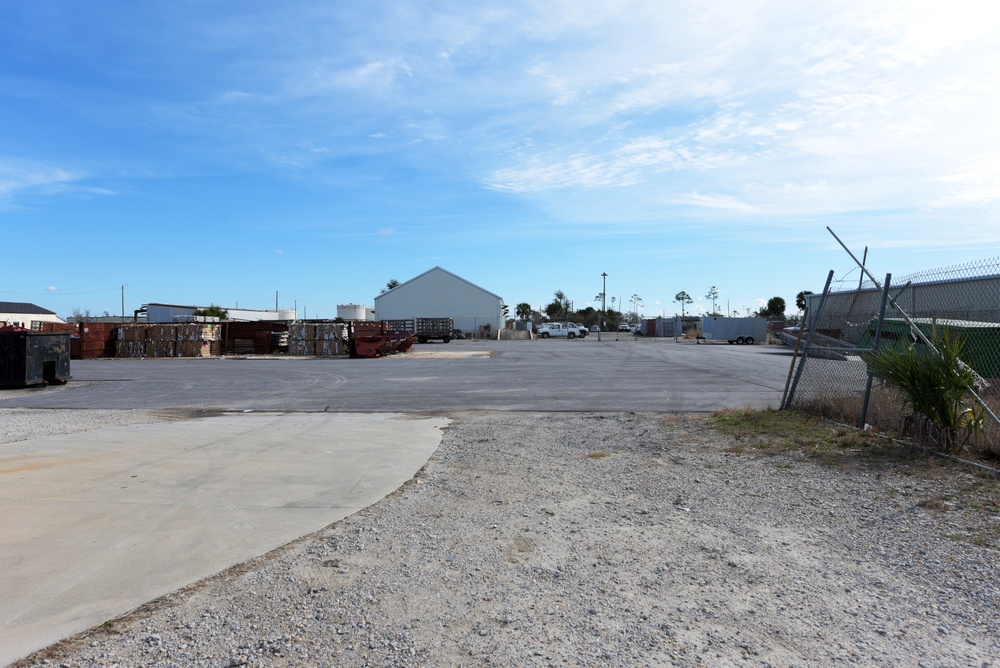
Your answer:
[864,327,984,454]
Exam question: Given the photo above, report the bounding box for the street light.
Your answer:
[600,272,607,342]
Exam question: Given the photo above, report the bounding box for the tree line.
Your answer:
[515,288,815,327]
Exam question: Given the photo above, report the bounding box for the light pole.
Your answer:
[600,272,607,342]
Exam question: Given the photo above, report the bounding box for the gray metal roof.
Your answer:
[0,302,56,315]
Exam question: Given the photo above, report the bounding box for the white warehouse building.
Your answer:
[374,266,506,338]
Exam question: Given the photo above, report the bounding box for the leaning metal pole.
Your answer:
[827,226,1000,432]
[858,273,892,429]
[783,269,835,409]
[781,306,808,403]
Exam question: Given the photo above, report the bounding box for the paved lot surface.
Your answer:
[0,338,793,413]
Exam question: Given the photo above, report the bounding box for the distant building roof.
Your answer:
[0,301,56,315]
[375,266,503,301]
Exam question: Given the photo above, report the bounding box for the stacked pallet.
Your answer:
[174,323,220,357]
[221,322,284,355]
[116,325,147,358]
[287,321,347,356]
[115,324,221,358]
[146,324,175,357]
[38,322,119,359]
[80,323,121,359]
[198,324,221,357]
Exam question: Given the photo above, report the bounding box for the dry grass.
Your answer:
[793,381,1000,462]
[710,407,1000,549]
[710,407,901,464]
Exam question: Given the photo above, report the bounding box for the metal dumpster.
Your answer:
[0,328,72,387]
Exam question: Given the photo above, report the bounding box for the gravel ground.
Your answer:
[11,410,1000,667]
[0,407,202,443]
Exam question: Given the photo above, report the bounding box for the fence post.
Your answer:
[859,273,892,428]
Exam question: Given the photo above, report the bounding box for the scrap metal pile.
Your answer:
[348,321,416,358]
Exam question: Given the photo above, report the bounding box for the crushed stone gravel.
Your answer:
[0,408,180,443]
[10,410,1000,667]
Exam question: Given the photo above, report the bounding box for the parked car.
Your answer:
[618,323,630,332]
[536,323,581,339]
[568,322,588,337]
[590,325,599,332]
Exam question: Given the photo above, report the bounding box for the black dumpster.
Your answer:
[0,330,72,387]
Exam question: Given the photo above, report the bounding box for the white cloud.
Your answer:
[47,286,58,292]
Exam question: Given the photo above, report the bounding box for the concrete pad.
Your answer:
[0,412,448,666]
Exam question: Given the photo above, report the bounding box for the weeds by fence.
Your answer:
[784,256,1000,459]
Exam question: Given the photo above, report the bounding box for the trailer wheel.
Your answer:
[744,336,755,345]
[442,336,451,343]
[418,336,428,344]
[567,332,576,339]
[736,337,745,344]
[540,332,549,338]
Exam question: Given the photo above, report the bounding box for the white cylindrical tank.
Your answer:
[337,304,372,321]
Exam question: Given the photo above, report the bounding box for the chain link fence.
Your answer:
[783,257,1000,458]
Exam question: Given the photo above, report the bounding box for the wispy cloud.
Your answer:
[2,1,999,321]
[0,160,85,199]
[476,1,1000,227]
[682,192,761,213]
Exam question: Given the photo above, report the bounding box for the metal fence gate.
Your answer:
[782,233,1000,457]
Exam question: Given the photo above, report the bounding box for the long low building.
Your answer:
[143,303,296,322]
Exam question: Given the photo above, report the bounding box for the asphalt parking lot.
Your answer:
[0,337,794,413]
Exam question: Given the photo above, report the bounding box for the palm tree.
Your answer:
[705,286,719,315]
[796,291,813,313]
[674,291,693,317]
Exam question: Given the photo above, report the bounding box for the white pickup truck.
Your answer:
[536,322,587,339]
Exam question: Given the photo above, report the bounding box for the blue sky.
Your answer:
[3,1,999,320]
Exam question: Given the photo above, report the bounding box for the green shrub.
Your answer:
[864,327,984,454]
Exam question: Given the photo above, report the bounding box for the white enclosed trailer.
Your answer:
[700,317,767,345]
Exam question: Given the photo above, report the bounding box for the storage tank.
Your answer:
[337,304,373,321]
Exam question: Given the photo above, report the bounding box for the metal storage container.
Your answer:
[0,329,72,387]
